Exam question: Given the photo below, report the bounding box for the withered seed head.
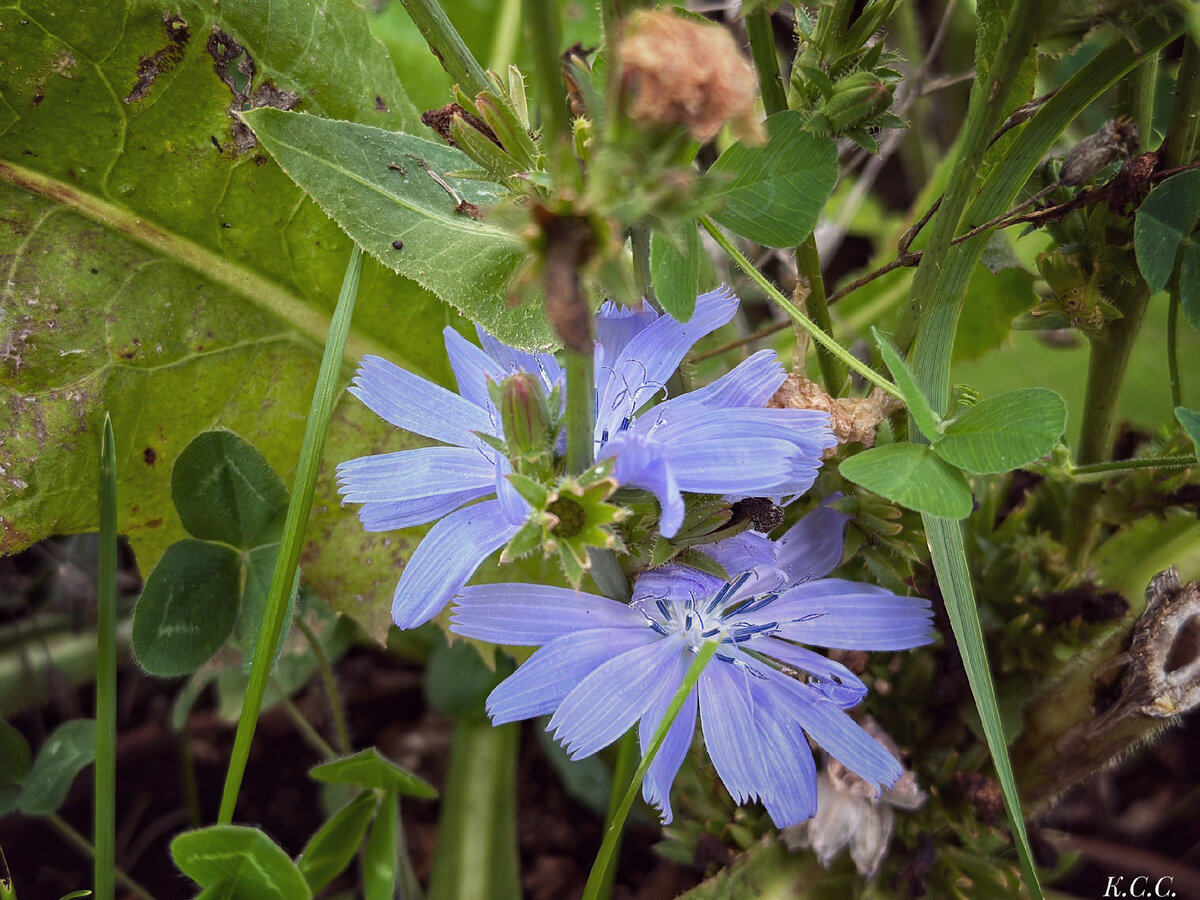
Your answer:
[617,8,759,142]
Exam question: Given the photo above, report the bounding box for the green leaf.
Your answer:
[650,223,701,321]
[362,791,399,900]
[297,790,378,893]
[172,825,311,900]
[131,540,241,677]
[705,111,838,248]
[0,719,30,787]
[310,748,437,799]
[16,719,95,816]
[171,430,289,549]
[0,0,448,644]
[58,892,93,899]
[934,388,1067,473]
[1179,237,1200,333]
[873,329,941,440]
[839,444,973,519]
[241,107,545,348]
[1177,406,1200,455]
[1134,170,1200,293]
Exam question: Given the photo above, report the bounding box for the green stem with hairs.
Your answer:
[1068,454,1197,479]
[565,350,595,474]
[398,0,491,96]
[745,7,787,116]
[700,217,903,401]
[524,0,571,180]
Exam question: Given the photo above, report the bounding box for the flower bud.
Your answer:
[498,373,553,462]
[820,71,893,131]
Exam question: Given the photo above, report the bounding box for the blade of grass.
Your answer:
[218,247,364,824]
[581,639,717,900]
[94,415,117,900]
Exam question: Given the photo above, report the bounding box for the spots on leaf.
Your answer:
[143,447,158,466]
[205,27,300,154]
[125,13,192,104]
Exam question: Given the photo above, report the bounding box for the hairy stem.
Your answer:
[398,0,491,96]
[700,217,903,401]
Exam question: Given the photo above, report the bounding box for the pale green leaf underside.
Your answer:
[242,108,550,349]
[0,0,453,639]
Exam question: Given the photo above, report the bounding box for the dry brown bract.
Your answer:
[768,375,902,454]
[617,9,759,142]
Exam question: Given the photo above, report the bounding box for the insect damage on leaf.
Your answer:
[205,27,300,154]
[124,13,192,104]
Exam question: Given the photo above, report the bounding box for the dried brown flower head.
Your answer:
[768,374,902,455]
[617,9,759,142]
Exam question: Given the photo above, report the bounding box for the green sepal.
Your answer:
[450,116,524,182]
[507,473,551,509]
[501,519,547,563]
[471,89,543,172]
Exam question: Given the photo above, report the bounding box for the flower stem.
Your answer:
[593,730,638,900]
[565,349,595,473]
[699,217,903,401]
[1068,454,1196,479]
[745,7,787,117]
[523,0,571,179]
[743,8,845,393]
[295,615,352,756]
[581,640,718,900]
[795,235,844,394]
[218,247,363,824]
[94,415,117,900]
[1169,286,1183,409]
[488,0,521,71]
[398,0,491,96]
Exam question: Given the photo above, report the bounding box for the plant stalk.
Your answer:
[218,247,363,824]
[581,640,717,900]
[295,615,352,756]
[398,0,491,96]
[700,217,903,401]
[94,416,117,900]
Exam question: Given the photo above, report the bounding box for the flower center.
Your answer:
[547,496,585,538]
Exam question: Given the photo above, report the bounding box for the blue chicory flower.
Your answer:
[337,287,835,629]
[450,502,934,827]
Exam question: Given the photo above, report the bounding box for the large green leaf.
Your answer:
[131,539,242,677]
[704,111,837,248]
[934,388,1067,474]
[241,107,547,348]
[839,443,973,519]
[0,0,452,640]
[172,825,311,900]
